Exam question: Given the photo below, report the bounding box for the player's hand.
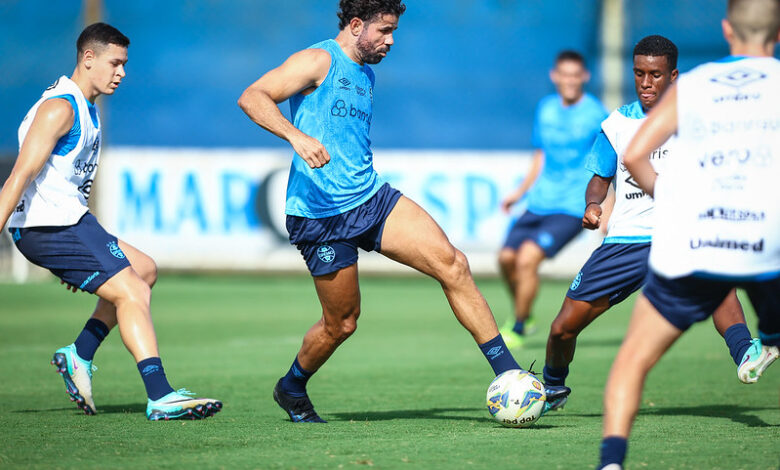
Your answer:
[582,203,602,230]
[290,134,330,169]
[501,192,523,214]
[60,279,79,293]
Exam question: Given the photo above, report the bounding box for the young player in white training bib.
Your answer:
[0,23,221,421]
[598,1,780,468]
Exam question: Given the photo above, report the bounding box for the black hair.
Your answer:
[337,0,406,29]
[633,35,678,71]
[76,23,130,61]
[555,50,586,68]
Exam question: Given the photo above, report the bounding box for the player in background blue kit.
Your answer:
[541,36,762,412]
[0,23,221,421]
[599,1,780,467]
[499,51,607,348]
[239,0,531,423]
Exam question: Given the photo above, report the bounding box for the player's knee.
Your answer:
[114,275,152,310]
[439,248,471,285]
[139,258,158,288]
[549,316,579,343]
[498,249,516,271]
[517,243,543,273]
[323,313,359,343]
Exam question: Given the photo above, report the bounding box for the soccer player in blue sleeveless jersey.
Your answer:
[239,0,531,423]
[541,36,761,413]
[0,24,220,420]
[498,51,607,349]
[598,1,780,467]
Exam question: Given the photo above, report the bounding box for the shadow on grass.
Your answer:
[328,407,565,428]
[563,404,778,427]
[640,404,778,428]
[14,403,145,414]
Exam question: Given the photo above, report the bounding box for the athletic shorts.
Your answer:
[502,210,582,257]
[286,183,402,277]
[644,271,780,345]
[567,242,650,306]
[10,212,130,293]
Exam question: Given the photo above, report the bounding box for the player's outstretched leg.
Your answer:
[380,196,522,375]
[542,295,610,412]
[94,266,221,421]
[274,264,361,423]
[709,290,771,384]
[599,295,682,469]
[50,240,158,415]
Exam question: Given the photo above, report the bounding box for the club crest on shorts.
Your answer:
[107,241,126,259]
[317,245,336,263]
[570,271,582,291]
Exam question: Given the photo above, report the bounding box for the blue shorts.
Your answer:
[567,242,650,306]
[286,183,403,277]
[503,211,582,257]
[10,213,131,293]
[644,271,780,345]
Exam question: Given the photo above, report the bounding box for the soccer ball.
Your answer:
[486,369,546,428]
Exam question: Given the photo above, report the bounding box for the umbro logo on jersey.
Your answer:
[338,77,351,89]
[710,68,766,89]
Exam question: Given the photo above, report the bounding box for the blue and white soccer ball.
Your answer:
[486,369,546,428]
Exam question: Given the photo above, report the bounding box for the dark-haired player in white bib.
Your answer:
[599,1,780,468]
[541,35,759,412]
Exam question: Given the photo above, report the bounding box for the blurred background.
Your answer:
[0,0,772,281]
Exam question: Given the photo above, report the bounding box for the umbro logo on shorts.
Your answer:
[317,245,336,263]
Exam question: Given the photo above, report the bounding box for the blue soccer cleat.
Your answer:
[51,344,97,415]
[146,389,222,421]
[738,339,779,384]
[273,379,326,423]
[542,383,571,415]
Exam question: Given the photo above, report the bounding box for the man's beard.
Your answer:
[357,38,387,64]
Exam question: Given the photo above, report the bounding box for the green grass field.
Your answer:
[0,274,777,469]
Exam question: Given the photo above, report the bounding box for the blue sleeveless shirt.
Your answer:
[285,39,383,218]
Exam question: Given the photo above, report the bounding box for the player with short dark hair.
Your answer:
[498,50,607,349]
[541,35,763,412]
[238,0,531,423]
[0,23,221,421]
[598,1,780,467]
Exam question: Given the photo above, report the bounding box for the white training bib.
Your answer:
[9,76,101,228]
[649,57,780,279]
[601,102,671,242]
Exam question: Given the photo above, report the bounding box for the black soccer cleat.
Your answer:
[273,379,326,423]
[542,384,571,414]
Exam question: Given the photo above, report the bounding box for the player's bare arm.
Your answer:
[501,149,543,213]
[623,84,678,197]
[0,98,74,228]
[583,174,612,229]
[238,49,333,169]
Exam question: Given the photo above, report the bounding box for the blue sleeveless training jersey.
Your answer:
[285,39,383,218]
[525,93,607,218]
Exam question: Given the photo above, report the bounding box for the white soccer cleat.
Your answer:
[738,339,779,384]
[51,344,97,415]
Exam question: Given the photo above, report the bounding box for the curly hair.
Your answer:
[633,35,678,71]
[337,0,406,29]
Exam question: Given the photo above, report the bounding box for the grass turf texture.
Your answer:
[0,275,777,469]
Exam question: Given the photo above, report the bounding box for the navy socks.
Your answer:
[280,357,314,397]
[599,436,627,468]
[74,318,110,361]
[543,365,569,386]
[479,334,521,375]
[512,320,525,335]
[137,357,175,401]
[724,323,753,365]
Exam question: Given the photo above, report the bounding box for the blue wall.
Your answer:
[0,0,601,152]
